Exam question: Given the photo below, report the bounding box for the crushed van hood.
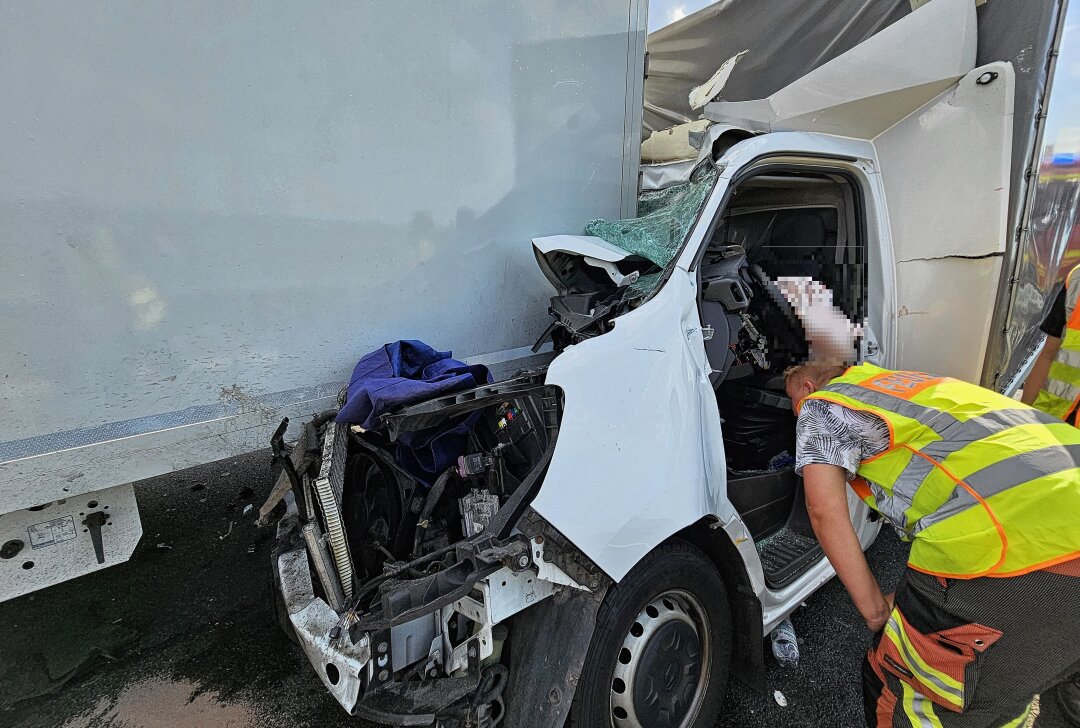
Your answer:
[532,235,636,294]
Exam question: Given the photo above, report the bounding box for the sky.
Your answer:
[647,0,716,33]
[1043,3,1080,157]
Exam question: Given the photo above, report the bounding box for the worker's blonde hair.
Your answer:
[783,362,847,390]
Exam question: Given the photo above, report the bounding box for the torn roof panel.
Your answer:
[643,0,911,134]
[703,0,977,139]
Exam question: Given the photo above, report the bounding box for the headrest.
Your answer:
[769,213,826,248]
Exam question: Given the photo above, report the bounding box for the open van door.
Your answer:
[704,0,1016,383]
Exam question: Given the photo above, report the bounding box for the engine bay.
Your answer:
[341,386,554,587]
[268,372,595,724]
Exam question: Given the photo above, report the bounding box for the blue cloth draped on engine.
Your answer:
[336,340,491,485]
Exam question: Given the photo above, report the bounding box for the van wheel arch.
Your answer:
[674,519,767,695]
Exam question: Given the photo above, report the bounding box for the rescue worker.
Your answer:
[1022,263,1080,423]
[785,361,1080,727]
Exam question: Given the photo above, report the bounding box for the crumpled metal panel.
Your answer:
[643,0,910,133]
[704,0,976,139]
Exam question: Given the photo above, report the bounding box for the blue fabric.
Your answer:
[337,340,490,483]
[395,409,485,484]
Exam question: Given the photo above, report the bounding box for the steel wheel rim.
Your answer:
[609,589,711,728]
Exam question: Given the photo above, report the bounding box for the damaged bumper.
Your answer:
[274,505,374,716]
[273,498,586,723]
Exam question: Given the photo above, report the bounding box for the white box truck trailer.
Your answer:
[0,0,647,600]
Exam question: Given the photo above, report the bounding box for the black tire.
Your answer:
[568,540,732,728]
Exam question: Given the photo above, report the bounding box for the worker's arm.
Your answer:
[803,463,892,632]
[1021,335,1062,405]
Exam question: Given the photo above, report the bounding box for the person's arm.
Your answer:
[803,463,892,631]
[1021,335,1062,405]
[1023,283,1068,404]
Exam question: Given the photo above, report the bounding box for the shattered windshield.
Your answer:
[584,162,718,273]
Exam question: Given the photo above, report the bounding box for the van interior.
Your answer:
[700,169,866,587]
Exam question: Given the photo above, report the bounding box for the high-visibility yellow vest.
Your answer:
[1034,263,1080,421]
[804,363,1080,578]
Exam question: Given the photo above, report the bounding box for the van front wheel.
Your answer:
[568,540,732,728]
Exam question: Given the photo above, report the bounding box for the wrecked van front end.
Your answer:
[261,139,730,728]
[265,372,609,725]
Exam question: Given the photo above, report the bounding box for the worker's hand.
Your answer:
[863,592,894,633]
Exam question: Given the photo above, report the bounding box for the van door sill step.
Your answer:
[755,527,823,589]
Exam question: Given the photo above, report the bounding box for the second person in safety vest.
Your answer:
[1022,262,1080,423]
[785,362,1080,728]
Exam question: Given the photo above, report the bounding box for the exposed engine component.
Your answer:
[336,373,557,592]
[312,421,355,601]
[269,371,573,724]
[457,453,495,478]
[460,489,500,537]
[735,312,769,370]
[342,450,407,580]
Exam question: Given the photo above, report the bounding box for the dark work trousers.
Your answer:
[863,560,1080,727]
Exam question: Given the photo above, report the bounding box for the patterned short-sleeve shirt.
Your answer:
[794,398,890,479]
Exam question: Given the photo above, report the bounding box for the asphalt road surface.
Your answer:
[0,452,1053,728]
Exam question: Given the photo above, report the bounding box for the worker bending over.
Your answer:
[1023,263,1080,423]
[785,362,1080,727]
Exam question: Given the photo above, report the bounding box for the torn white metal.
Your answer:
[688,50,748,110]
[703,0,976,138]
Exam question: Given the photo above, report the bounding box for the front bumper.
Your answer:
[273,501,571,725]
[273,511,374,715]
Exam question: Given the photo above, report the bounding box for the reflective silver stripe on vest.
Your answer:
[913,443,1080,532]
[824,386,1056,442]
[956,408,1059,435]
[1047,376,1080,402]
[1056,345,1080,369]
[880,438,970,535]
[892,408,1060,521]
[823,381,1069,536]
[868,479,910,534]
[825,384,961,436]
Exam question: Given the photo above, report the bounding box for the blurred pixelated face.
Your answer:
[775,277,862,366]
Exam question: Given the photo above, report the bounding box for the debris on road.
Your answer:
[770,618,800,667]
[774,690,788,707]
[218,521,234,541]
